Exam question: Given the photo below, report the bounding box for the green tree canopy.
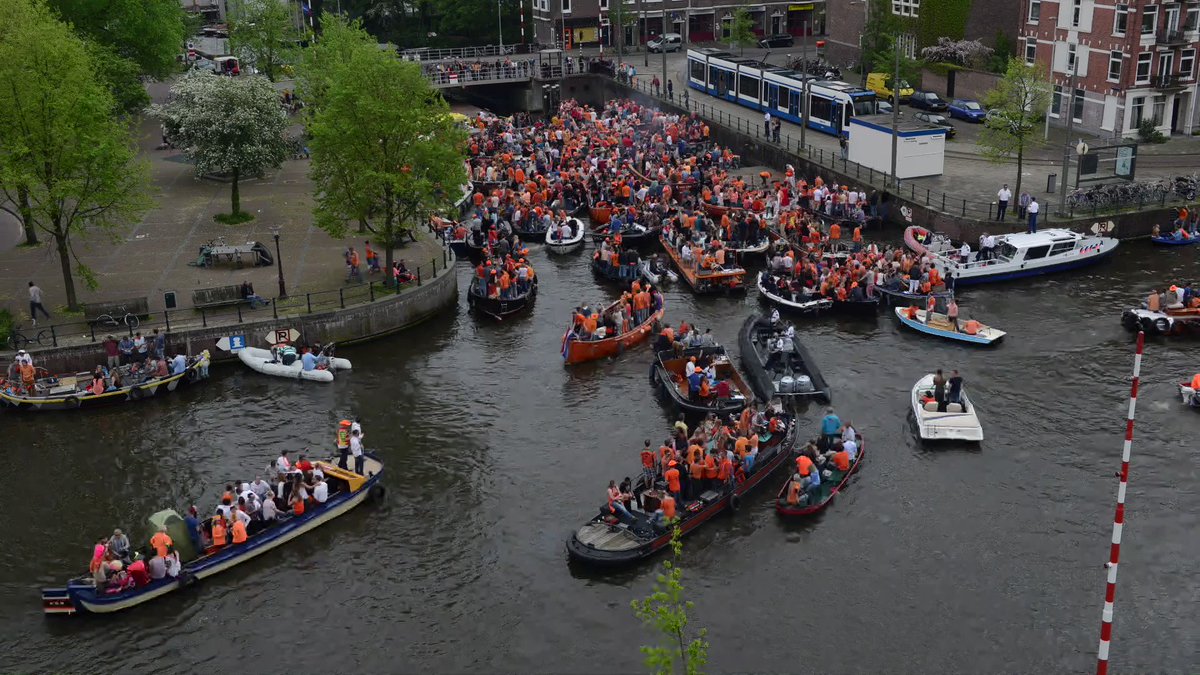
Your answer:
[979,57,1051,200]
[149,72,290,221]
[0,0,153,309]
[299,17,467,282]
[728,8,757,55]
[230,0,301,81]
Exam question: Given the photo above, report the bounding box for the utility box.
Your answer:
[847,115,946,179]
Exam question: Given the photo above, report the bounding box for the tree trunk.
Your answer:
[1014,143,1024,206]
[358,217,368,234]
[53,225,77,311]
[17,185,37,246]
[231,167,241,215]
[383,244,394,288]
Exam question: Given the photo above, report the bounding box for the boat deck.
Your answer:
[659,236,746,294]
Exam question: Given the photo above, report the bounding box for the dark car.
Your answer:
[758,34,795,48]
[909,91,948,112]
[914,111,956,138]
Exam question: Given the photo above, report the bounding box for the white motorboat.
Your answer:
[545,218,585,254]
[1179,383,1200,408]
[640,258,678,285]
[237,347,351,382]
[910,373,983,441]
[756,271,833,314]
[904,226,1118,286]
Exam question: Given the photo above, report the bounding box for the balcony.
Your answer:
[1154,73,1187,91]
[1156,27,1189,46]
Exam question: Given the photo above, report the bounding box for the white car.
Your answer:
[648,33,683,53]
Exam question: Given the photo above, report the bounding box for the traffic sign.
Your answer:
[216,335,247,352]
[265,328,300,345]
[900,205,914,223]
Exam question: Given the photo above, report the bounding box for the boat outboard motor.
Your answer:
[793,375,815,393]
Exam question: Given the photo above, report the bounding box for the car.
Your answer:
[866,72,914,103]
[909,91,948,112]
[948,98,986,122]
[647,33,683,53]
[758,34,795,48]
[876,100,894,115]
[914,111,956,138]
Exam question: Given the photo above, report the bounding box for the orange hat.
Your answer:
[339,420,351,427]
[694,366,703,373]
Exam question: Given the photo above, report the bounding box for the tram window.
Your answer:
[809,96,833,122]
[1024,245,1051,260]
[690,60,706,82]
[738,74,759,98]
[777,86,791,111]
[853,98,876,116]
[1048,241,1076,256]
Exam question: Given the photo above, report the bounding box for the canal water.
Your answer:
[1,236,1197,674]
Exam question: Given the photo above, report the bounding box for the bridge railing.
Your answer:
[401,43,547,62]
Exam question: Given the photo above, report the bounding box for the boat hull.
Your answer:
[660,236,746,295]
[545,218,586,254]
[590,203,612,225]
[894,308,1005,345]
[755,272,832,314]
[562,307,665,365]
[911,374,983,441]
[0,361,207,411]
[1152,236,1200,246]
[738,314,831,403]
[467,280,537,321]
[650,346,753,418]
[237,347,351,382]
[775,441,866,517]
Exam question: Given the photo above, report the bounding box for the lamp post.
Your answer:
[498,0,504,49]
[270,225,287,298]
[1058,54,1079,216]
[641,0,648,67]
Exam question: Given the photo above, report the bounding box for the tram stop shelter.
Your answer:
[847,115,947,179]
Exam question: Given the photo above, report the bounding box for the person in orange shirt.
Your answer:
[149,526,173,558]
[664,461,682,503]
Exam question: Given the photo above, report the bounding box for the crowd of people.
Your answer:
[471,254,537,300]
[784,409,859,507]
[568,283,664,341]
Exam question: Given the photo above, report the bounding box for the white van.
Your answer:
[648,33,683,53]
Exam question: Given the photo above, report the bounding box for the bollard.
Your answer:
[926,188,930,205]
[90,322,96,342]
[942,194,946,210]
[910,183,916,199]
[431,257,437,275]
[201,308,208,328]
[237,305,243,323]
[962,199,966,216]
[370,281,375,302]
[856,164,860,179]
[339,288,345,308]
[989,202,995,220]
[51,325,58,347]
[164,311,171,332]
[443,249,448,266]
[307,293,312,313]
[417,266,422,286]
[272,300,278,319]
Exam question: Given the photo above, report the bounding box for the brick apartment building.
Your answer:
[1022,0,1200,136]
[531,0,827,51]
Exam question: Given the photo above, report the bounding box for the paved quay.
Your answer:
[0,80,444,349]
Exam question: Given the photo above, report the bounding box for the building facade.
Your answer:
[1021,0,1200,136]
[531,0,827,51]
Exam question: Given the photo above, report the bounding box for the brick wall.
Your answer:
[920,67,1003,101]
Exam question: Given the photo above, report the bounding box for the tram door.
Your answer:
[766,84,779,112]
[789,90,800,118]
[831,102,843,135]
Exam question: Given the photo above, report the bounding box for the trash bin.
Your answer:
[1047,173,1057,194]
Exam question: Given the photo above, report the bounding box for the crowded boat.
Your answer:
[468,250,539,320]
[562,286,665,365]
[776,410,865,516]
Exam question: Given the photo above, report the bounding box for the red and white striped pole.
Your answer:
[520,0,525,44]
[1096,330,1144,675]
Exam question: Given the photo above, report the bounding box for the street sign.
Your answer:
[900,205,914,223]
[265,328,301,345]
[216,335,247,352]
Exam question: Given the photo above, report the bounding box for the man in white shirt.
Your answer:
[28,282,50,325]
[764,110,771,136]
[996,184,1012,221]
[14,349,33,367]
[275,450,291,474]
[250,477,270,499]
[313,479,329,504]
[349,429,365,475]
[261,493,279,521]
[1026,197,1040,233]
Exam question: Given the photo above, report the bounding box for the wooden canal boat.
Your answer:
[659,236,746,295]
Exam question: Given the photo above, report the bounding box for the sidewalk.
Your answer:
[0,79,442,327]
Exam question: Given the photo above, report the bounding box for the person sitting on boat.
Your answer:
[698,328,717,348]
[89,367,107,395]
[107,528,131,562]
[606,479,634,524]
[796,453,820,497]
[786,473,807,506]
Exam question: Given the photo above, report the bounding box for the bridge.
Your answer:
[418,49,571,90]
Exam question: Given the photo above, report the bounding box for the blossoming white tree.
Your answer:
[150,71,290,223]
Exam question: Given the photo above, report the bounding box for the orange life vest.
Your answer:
[796,455,814,477]
[231,519,248,544]
[211,519,227,546]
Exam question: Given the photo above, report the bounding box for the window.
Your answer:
[1131,95,1145,126]
[1052,84,1063,115]
[1028,0,1040,23]
[1067,43,1077,72]
[1181,49,1196,80]
[1025,37,1038,64]
[897,33,917,58]
[1114,4,1128,35]
[1073,88,1085,121]
[1072,0,1082,28]
[1187,8,1199,32]
[1153,95,1166,124]
[562,0,570,13]
[738,73,759,99]
[1049,241,1077,256]
[891,0,920,18]
[1024,245,1051,260]
[809,96,833,123]
[599,0,608,8]
[690,59,706,83]
[1142,6,1158,35]
[1108,51,1123,81]
[1136,52,1152,83]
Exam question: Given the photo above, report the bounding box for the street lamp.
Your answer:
[498,0,504,49]
[270,224,287,298]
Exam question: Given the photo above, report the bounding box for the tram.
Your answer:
[686,48,877,137]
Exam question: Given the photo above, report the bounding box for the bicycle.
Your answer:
[6,324,53,351]
[93,306,140,330]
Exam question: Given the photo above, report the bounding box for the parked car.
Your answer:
[866,72,914,102]
[647,33,683,53]
[876,100,894,115]
[948,98,987,122]
[758,34,795,48]
[909,91,948,112]
[914,111,957,138]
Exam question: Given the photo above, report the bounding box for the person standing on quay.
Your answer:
[764,110,771,137]
[28,281,50,325]
[996,184,1011,221]
[1026,197,1040,233]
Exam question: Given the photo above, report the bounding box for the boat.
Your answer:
[660,236,746,295]
[755,271,833,314]
[545,218,586,254]
[738,314,831,403]
[894,307,1006,345]
[728,237,771,260]
[590,201,612,226]
[874,286,948,307]
[1120,305,1200,336]
[513,221,551,239]
[565,413,798,567]
[829,296,880,316]
[774,436,865,516]
[467,277,538,321]
[640,258,679,285]
[237,346,352,382]
[650,346,753,418]
[903,226,1118,286]
[590,221,662,248]
[0,354,209,412]
[590,254,629,284]
[1151,235,1200,246]
[911,373,983,441]
[562,301,665,365]
[42,454,385,615]
[1178,382,1200,407]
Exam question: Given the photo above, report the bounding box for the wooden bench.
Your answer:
[81,297,149,324]
[192,285,249,309]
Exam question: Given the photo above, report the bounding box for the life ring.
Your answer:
[1154,317,1171,333]
[129,386,144,400]
[63,395,81,409]
[729,493,742,512]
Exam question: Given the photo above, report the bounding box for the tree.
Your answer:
[979,57,1051,202]
[149,72,290,223]
[920,37,994,69]
[610,0,639,60]
[631,526,709,675]
[300,17,467,285]
[49,0,187,112]
[230,0,300,82]
[727,7,756,56]
[0,0,152,309]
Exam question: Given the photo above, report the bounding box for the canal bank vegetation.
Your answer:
[978,58,1052,202]
[0,0,153,311]
[297,17,467,284]
[631,527,709,675]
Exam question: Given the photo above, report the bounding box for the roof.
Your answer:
[849,115,947,137]
[995,229,1081,246]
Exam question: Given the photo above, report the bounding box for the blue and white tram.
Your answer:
[686,48,877,137]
